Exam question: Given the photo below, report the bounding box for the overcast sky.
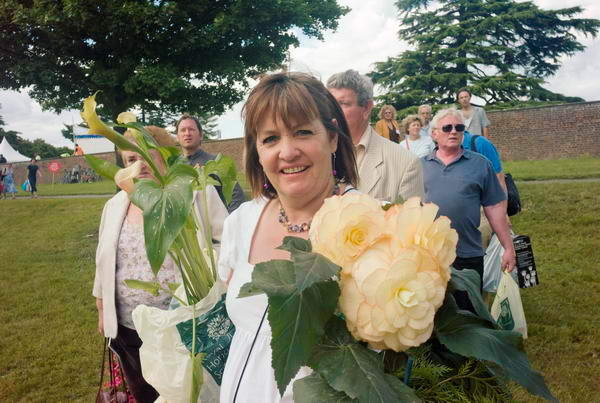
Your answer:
[1,0,598,147]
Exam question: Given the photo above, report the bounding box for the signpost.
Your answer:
[48,161,61,190]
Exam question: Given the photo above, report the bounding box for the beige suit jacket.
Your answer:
[92,187,228,338]
[357,126,425,203]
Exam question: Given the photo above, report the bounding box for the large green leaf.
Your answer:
[448,267,496,323]
[269,281,340,395]
[84,154,120,181]
[293,373,355,403]
[278,236,341,292]
[309,317,421,403]
[435,296,557,402]
[203,154,238,204]
[131,173,194,275]
[245,257,340,395]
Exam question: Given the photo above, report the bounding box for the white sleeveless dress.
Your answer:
[218,198,311,403]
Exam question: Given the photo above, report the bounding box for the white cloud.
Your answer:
[1,0,598,144]
[0,89,79,148]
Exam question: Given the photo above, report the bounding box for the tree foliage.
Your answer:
[369,0,600,112]
[0,0,348,120]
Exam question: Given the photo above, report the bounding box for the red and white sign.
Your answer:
[48,161,61,173]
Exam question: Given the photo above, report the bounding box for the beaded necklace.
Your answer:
[278,181,340,233]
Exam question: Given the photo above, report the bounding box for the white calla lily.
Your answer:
[115,160,143,194]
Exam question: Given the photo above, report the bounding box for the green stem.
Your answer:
[199,190,216,274]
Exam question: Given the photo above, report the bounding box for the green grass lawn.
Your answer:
[1,168,599,402]
[505,156,600,181]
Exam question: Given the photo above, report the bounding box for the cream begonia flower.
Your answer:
[386,197,458,282]
[80,93,140,153]
[117,111,137,124]
[310,193,385,271]
[339,247,446,352]
[115,160,143,194]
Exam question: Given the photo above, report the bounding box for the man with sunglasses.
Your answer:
[422,108,515,310]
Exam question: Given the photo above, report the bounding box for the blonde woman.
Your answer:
[374,104,401,143]
[399,115,435,158]
[93,126,228,401]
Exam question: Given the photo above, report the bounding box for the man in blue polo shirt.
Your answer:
[422,108,515,309]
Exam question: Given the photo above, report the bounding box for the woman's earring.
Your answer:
[332,152,337,176]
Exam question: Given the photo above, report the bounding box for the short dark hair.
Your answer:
[243,72,358,199]
[175,114,203,133]
[456,87,472,101]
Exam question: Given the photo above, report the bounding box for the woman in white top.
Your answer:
[93,126,228,402]
[399,114,435,158]
[218,72,358,403]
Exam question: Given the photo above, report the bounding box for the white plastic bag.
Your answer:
[132,280,231,402]
[491,272,528,339]
[483,234,503,292]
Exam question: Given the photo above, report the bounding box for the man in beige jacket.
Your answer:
[327,70,424,203]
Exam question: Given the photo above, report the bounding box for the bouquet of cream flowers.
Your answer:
[241,193,556,402]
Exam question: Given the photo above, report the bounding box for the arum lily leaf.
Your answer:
[435,296,557,402]
[131,174,194,275]
[123,280,160,296]
[448,268,496,323]
[203,155,238,204]
[310,317,421,403]
[84,154,120,181]
[293,373,355,403]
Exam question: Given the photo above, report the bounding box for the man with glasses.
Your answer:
[422,108,515,310]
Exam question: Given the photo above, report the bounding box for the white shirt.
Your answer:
[400,136,436,158]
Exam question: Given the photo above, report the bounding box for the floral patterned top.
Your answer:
[115,219,180,329]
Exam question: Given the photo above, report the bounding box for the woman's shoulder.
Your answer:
[225,197,268,226]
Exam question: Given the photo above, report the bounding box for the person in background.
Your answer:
[422,107,514,310]
[418,104,433,138]
[74,143,84,156]
[93,126,228,402]
[2,163,17,199]
[0,154,6,163]
[26,159,42,198]
[327,69,424,203]
[374,104,402,143]
[399,115,435,158]
[175,114,246,213]
[218,72,358,403]
[457,88,491,139]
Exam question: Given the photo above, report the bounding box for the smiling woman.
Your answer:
[217,72,358,403]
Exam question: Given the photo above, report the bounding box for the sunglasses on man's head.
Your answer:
[440,124,465,133]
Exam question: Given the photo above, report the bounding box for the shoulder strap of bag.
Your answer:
[470,134,480,153]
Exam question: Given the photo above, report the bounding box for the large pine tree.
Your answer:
[370,0,599,112]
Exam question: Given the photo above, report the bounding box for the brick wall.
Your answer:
[487,101,600,161]
[8,101,597,186]
[10,152,116,185]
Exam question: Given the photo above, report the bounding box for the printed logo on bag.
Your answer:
[497,298,515,331]
[176,294,235,385]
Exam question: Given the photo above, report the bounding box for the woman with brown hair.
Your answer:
[218,72,358,402]
[399,114,435,158]
[374,104,402,142]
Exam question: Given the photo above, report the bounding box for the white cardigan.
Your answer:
[92,187,229,338]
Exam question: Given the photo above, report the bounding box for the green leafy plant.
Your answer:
[81,94,237,402]
[241,236,557,402]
